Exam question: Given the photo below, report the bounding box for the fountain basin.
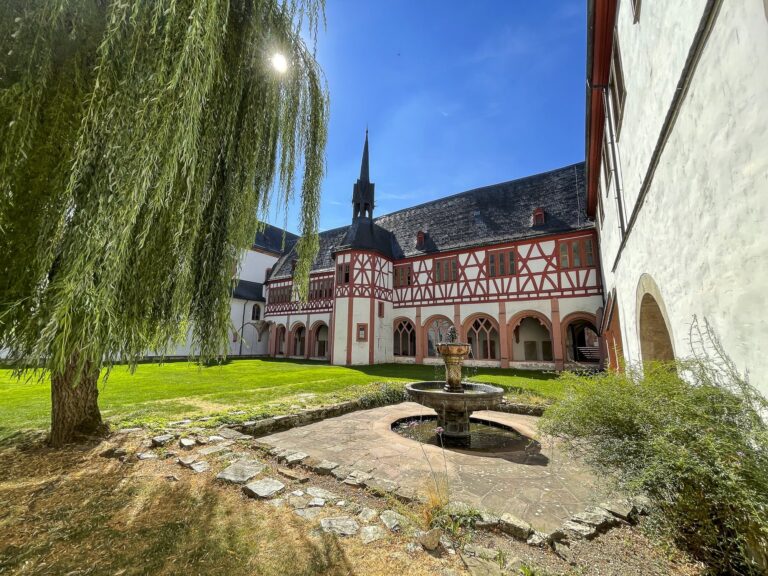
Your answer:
[405,381,504,444]
[405,381,504,411]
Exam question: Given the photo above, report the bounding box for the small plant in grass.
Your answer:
[540,321,768,575]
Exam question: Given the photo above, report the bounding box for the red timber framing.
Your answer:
[585,0,618,217]
[264,271,334,317]
[392,230,601,309]
[335,250,392,365]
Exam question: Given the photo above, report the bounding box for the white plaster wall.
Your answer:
[350,297,373,365]
[599,0,768,396]
[504,300,551,318]
[332,298,348,365]
[420,305,455,323]
[615,0,708,213]
[459,303,501,324]
[373,300,394,363]
[239,249,279,283]
[558,296,603,320]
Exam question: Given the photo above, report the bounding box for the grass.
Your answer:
[0,358,560,439]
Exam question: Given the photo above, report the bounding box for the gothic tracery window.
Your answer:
[393,319,417,357]
[466,317,499,360]
[426,318,453,357]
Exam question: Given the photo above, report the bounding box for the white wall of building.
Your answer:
[597,0,768,395]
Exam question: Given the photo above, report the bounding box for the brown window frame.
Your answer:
[378,301,384,318]
[559,238,597,269]
[486,249,516,278]
[336,263,351,286]
[610,33,626,139]
[394,264,412,288]
[434,257,458,283]
[356,323,368,342]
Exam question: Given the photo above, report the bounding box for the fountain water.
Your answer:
[405,330,504,446]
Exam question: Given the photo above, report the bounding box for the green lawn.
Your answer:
[0,359,561,439]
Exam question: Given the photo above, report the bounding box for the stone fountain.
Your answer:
[405,330,504,446]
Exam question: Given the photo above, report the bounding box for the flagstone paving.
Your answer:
[257,401,608,533]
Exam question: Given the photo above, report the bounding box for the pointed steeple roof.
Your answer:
[352,128,375,221]
[359,128,370,183]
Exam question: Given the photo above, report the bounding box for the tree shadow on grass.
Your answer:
[0,437,354,576]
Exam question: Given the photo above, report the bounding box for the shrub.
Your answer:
[357,382,407,408]
[540,356,768,574]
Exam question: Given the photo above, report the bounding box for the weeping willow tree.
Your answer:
[0,0,328,446]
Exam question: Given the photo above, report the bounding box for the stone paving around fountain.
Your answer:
[257,401,609,533]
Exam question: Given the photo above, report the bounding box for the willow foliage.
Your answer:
[0,0,328,377]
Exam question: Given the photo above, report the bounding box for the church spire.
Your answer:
[359,128,370,183]
[352,129,375,220]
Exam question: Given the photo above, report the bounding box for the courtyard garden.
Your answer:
[0,359,562,442]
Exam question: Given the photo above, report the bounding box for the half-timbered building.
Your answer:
[264,132,603,370]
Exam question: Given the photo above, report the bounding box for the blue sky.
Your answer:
[269,1,586,233]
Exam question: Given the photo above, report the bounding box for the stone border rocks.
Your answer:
[234,396,546,438]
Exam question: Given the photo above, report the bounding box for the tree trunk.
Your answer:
[49,361,106,447]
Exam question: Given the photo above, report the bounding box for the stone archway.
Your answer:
[507,310,553,362]
[289,322,306,357]
[637,274,674,362]
[310,321,329,359]
[422,314,454,358]
[560,312,600,363]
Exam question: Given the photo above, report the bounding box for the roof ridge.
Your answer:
[372,161,584,222]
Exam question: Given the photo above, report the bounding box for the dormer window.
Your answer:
[532,208,545,226]
[416,230,425,250]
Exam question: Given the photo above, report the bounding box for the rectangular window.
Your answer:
[610,33,626,138]
[541,341,553,361]
[585,238,595,266]
[394,265,412,288]
[602,132,613,194]
[524,341,538,361]
[597,191,605,228]
[356,323,368,342]
[344,263,350,284]
[572,241,582,268]
[434,258,457,283]
[559,243,570,268]
[378,301,384,318]
[487,250,515,277]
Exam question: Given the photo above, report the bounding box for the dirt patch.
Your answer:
[0,431,704,576]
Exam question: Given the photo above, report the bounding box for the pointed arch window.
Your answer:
[466,317,499,360]
[426,318,453,357]
[251,304,261,321]
[393,319,416,357]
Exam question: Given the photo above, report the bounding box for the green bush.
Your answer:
[540,358,768,574]
[357,382,407,408]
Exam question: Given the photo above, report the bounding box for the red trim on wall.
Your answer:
[550,299,564,370]
[586,0,618,217]
[498,301,509,368]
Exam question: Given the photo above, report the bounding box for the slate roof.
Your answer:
[269,162,590,279]
[253,223,299,255]
[232,279,264,301]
